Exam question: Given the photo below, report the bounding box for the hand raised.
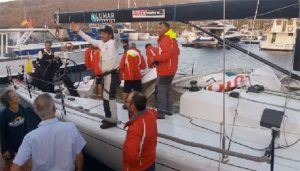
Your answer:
[109,21,117,33]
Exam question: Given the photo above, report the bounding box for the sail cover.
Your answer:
[55,0,299,24]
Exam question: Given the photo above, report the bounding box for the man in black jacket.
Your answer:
[33,40,61,92]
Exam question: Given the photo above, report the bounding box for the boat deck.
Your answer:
[14,81,300,171]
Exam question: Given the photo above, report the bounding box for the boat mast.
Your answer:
[117,0,120,9]
[221,0,227,163]
[132,0,143,32]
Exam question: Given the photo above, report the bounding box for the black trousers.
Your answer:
[103,71,120,122]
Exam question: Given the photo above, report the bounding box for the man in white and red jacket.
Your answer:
[123,92,157,171]
[120,43,146,110]
[147,22,180,119]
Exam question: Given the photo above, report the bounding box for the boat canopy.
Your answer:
[0,29,57,46]
[55,0,299,24]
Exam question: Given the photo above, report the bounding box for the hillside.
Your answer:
[0,0,200,28]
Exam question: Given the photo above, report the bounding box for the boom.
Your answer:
[55,0,299,24]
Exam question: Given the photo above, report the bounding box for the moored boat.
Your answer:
[138,32,150,40]
[260,19,297,51]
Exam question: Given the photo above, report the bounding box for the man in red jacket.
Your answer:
[145,44,159,68]
[152,22,180,119]
[84,46,103,98]
[120,43,146,109]
[123,92,157,171]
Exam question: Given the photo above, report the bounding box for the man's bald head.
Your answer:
[34,93,56,120]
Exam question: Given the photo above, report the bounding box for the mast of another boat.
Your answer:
[132,0,144,33]
[221,0,227,163]
[117,0,120,9]
[146,0,149,32]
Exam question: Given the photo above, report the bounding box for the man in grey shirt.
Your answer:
[10,93,86,171]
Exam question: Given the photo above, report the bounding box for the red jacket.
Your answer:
[84,47,102,76]
[123,108,158,171]
[145,45,159,68]
[154,29,180,76]
[120,48,146,80]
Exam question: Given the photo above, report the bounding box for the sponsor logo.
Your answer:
[91,12,116,23]
[132,9,165,19]
[8,116,25,127]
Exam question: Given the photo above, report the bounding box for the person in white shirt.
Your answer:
[10,93,86,171]
[71,22,121,129]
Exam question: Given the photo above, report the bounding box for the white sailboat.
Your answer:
[12,65,300,171]
[15,0,300,170]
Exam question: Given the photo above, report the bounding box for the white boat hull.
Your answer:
[149,35,159,40]
[260,42,294,51]
[138,33,150,40]
[128,33,139,41]
[14,72,300,171]
[15,85,241,171]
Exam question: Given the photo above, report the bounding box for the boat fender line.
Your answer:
[157,133,270,163]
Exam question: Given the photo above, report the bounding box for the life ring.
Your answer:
[234,75,245,87]
[287,27,293,32]
[207,80,232,92]
[64,42,74,51]
[207,74,248,92]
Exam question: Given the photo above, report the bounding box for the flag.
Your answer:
[28,17,33,28]
[25,57,33,74]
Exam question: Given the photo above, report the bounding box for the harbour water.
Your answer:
[134,38,293,76]
[0,39,294,171]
